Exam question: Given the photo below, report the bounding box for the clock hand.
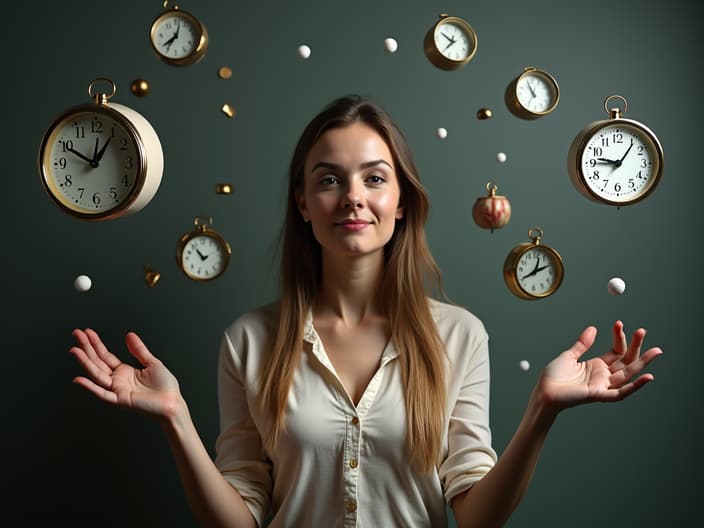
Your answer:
[443,39,456,51]
[535,264,550,273]
[95,136,112,163]
[596,157,619,167]
[92,136,99,162]
[617,138,634,165]
[66,146,97,166]
[527,80,537,98]
[196,249,208,261]
[520,258,541,280]
[441,32,455,42]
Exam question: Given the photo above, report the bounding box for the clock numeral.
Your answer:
[56,158,67,169]
[591,146,603,156]
[91,119,103,134]
[614,182,621,192]
[591,170,600,181]
[588,159,597,167]
[640,159,649,168]
[63,174,73,187]
[612,132,623,144]
[109,187,118,200]
[59,139,74,152]
[637,145,644,155]
[92,192,101,205]
[119,138,129,150]
[122,174,130,187]
[628,179,635,188]
[74,125,85,139]
[601,137,609,147]
[77,187,85,198]
[124,157,134,170]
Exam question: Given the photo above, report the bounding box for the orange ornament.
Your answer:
[472,181,512,232]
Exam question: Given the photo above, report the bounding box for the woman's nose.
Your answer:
[341,181,363,209]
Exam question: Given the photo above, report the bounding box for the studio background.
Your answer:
[8,1,700,526]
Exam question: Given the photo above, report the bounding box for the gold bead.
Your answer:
[221,103,236,118]
[130,79,150,97]
[218,66,233,79]
[476,107,493,120]
[215,183,233,194]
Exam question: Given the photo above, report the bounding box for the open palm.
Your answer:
[539,321,662,412]
[70,328,182,419]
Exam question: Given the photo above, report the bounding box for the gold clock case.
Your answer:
[504,67,560,119]
[567,116,664,207]
[176,218,232,282]
[423,14,478,71]
[149,7,209,66]
[38,103,151,221]
[503,228,564,300]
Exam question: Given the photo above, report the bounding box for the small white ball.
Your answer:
[437,127,448,139]
[384,37,398,53]
[297,45,311,59]
[496,152,507,163]
[519,360,530,371]
[607,277,626,295]
[74,274,92,292]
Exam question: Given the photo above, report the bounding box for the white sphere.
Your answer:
[384,37,398,53]
[74,274,92,292]
[496,152,507,163]
[607,277,626,295]
[437,127,448,139]
[297,45,311,59]
[519,360,530,371]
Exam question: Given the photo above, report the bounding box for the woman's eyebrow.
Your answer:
[311,159,393,172]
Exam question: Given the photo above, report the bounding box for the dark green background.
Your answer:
[8,1,700,526]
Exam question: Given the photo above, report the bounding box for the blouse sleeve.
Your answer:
[214,330,272,526]
[438,313,498,504]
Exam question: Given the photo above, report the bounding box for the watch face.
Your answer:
[151,12,200,60]
[516,71,558,114]
[579,122,661,205]
[434,20,474,61]
[40,109,141,218]
[516,247,561,297]
[181,234,229,280]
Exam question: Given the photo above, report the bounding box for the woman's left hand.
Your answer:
[538,320,663,413]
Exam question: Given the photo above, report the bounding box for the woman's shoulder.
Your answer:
[427,297,487,335]
[223,300,281,340]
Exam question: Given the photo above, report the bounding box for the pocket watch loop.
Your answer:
[528,227,543,244]
[604,94,628,119]
[87,78,116,105]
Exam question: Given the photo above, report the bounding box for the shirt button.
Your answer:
[349,458,358,469]
[346,500,357,512]
[351,416,359,425]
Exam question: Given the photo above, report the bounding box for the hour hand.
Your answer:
[95,137,111,163]
[67,146,97,167]
[596,157,619,166]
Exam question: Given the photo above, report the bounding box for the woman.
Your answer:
[70,95,662,527]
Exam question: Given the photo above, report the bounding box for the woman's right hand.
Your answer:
[70,328,183,420]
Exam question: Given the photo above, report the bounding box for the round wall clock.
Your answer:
[567,95,664,207]
[149,3,208,66]
[503,227,564,300]
[176,217,231,281]
[37,78,164,221]
[505,66,560,119]
[423,13,478,70]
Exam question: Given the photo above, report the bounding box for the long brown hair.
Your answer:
[259,95,447,472]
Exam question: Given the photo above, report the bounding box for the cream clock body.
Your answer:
[38,78,163,221]
[568,95,663,207]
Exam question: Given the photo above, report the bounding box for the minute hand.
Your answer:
[617,138,634,165]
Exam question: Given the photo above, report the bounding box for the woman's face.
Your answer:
[297,122,404,260]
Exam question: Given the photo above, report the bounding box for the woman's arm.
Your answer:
[70,328,258,528]
[451,321,662,528]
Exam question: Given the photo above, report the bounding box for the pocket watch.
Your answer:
[567,95,664,207]
[176,217,231,281]
[423,13,478,70]
[505,67,560,119]
[38,78,164,221]
[149,2,208,66]
[503,227,564,300]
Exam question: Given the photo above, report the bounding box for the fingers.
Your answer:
[567,325,597,361]
[125,332,159,368]
[602,373,655,402]
[608,346,663,389]
[602,322,646,367]
[71,328,112,375]
[84,328,122,370]
[72,375,118,404]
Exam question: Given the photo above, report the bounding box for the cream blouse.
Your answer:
[214,298,497,527]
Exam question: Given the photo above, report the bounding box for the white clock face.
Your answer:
[42,110,141,216]
[434,21,473,61]
[580,123,660,204]
[516,72,558,114]
[152,14,198,59]
[182,235,228,280]
[516,247,558,297]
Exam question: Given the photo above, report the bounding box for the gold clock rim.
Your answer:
[176,228,232,282]
[38,103,149,221]
[423,15,478,71]
[503,243,565,300]
[568,117,664,207]
[149,8,209,66]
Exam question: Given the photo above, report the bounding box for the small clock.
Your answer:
[505,67,560,119]
[149,3,208,66]
[567,95,664,207]
[38,78,164,221]
[503,227,564,300]
[424,13,478,70]
[176,217,231,281]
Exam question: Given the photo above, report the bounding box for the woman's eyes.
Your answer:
[318,174,386,185]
